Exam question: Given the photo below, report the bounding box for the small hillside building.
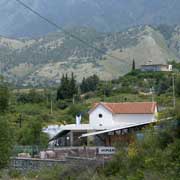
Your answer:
[141,64,172,72]
[51,102,158,147]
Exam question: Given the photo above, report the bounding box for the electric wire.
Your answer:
[14,0,126,63]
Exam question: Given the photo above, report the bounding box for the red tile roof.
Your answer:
[91,102,157,114]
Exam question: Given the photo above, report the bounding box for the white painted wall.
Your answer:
[113,113,156,125]
[89,105,114,128]
[89,105,157,128]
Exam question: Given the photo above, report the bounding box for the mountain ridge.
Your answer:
[0,25,180,86]
[1,0,180,37]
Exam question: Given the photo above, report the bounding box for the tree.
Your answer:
[175,77,180,97]
[17,89,45,104]
[80,77,87,93]
[69,72,78,97]
[0,84,9,113]
[80,74,100,93]
[132,59,136,71]
[57,74,69,100]
[57,73,78,100]
[0,116,13,169]
[17,117,48,146]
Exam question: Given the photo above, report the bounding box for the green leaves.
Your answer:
[17,117,48,146]
[0,84,9,113]
[57,73,78,100]
[0,116,14,169]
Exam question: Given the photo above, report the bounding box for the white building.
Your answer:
[51,102,158,146]
[89,102,157,129]
[141,64,172,72]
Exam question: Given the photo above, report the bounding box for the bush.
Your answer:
[56,100,69,110]
[0,116,14,169]
[8,169,21,179]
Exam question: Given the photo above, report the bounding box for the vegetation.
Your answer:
[80,74,99,93]
[0,116,13,169]
[0,82,13,169]
[0,65,180,179]
[57,73,78,100]
[0,83,9,112]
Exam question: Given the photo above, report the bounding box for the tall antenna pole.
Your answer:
[172,74,176,108]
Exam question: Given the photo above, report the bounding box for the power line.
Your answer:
[14,0,126,64]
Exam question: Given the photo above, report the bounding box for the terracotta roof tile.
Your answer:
[91,102,157,114]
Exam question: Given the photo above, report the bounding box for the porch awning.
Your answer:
[80,121,155,138]
[50,130,70,141]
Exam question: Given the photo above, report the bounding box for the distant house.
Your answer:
[51,102,158,147]
[141,64,172,72]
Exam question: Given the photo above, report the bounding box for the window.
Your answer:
[99,114,103,118]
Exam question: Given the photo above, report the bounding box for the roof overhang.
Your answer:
[49,124,105,141]
[50,130,70,141]
[80,121,156,138]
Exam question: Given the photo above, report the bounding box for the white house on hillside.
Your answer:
[89,102,157,129]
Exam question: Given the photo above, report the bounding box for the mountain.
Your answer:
[0,25,179,86]
[1,0,180,37]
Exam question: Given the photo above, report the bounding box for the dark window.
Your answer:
[99,114,103,118]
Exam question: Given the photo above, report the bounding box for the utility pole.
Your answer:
[18,114,22,128]
[172,74,176,108]
[150,87,154,102]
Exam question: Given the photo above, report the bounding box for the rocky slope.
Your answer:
[0,25,179,86]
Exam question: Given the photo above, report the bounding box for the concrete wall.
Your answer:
[89,105,114,129]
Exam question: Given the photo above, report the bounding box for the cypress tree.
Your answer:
[132,59,136,71]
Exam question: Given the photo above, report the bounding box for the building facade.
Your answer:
[141,64,172,72]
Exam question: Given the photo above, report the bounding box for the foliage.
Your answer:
[0,83,9,113]
[16,89,45,104]
[169,61,180,71]
[0,116,14,169]
[8,169,21,179]
[101,115,180,180]
[57,73,78,100]
[175,76,180,97]
[97,82,113,97]
[67,103,89,123]
[17,117,48,146]
[80,74,100,93]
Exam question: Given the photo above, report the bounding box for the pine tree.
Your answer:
[70,72,77,96]
[80,77,87,93]
[57,73,78,100]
